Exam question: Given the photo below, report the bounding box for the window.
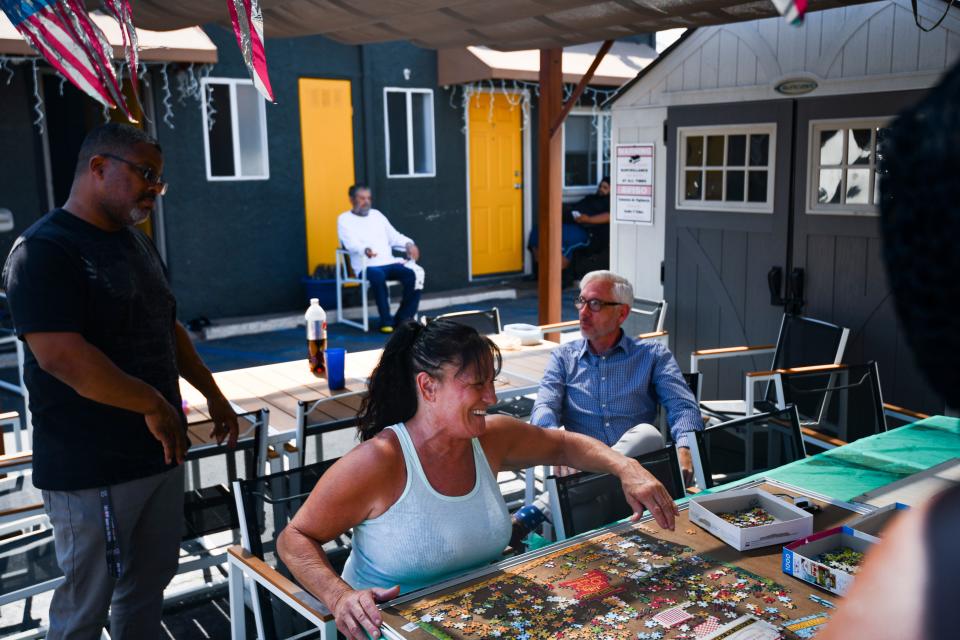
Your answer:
[808,119,889,215]
[384,88,435,178]
[677,125,776,212]
[563,112,610,188]
[201,78,269,181]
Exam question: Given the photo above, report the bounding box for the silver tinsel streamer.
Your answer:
[30,58,44,134]
[160,63,175,129]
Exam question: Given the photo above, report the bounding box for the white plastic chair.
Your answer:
[334,249,402,332]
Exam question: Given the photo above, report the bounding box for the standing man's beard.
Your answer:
[354,205,371,216]
[128,207,151,225]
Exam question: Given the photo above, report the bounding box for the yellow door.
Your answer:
[469,92,523,276]
[299,78,355,273]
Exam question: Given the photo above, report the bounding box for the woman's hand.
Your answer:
[332,585,401,640]
[619,460,679,530]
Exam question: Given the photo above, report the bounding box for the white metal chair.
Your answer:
[334,248,403,332]
[231,460,343,640]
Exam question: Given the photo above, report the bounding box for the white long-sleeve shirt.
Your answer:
[337,209,414,272]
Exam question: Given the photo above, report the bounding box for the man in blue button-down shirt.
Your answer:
[530,271,702,484]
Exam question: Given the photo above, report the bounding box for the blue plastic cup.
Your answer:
[325,347,346,390]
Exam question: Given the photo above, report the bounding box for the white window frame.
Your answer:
[806,117,891,217]
[383,87,436,178]
[561,110,611,192]
[676,124,777,213]
[200,77,270,182]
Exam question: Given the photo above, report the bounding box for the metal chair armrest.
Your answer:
[0,451,32,474]
[689,344,776,373]
[882,402,930,423]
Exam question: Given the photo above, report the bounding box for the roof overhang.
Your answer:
[1,11,217,63]
[438,41,657,87]
[82,0,875,50]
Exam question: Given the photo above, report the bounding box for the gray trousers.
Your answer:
[42,465,184,640]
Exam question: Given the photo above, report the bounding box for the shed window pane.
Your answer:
[749,134,770,166]
[684,171,702,199]
[726,170,745,201]
[206,83,235,177]
[727,135,746,166]
[846,169,870,204]
[706,136,724,165]
[686,136,703,166]
[564,115,592,186]
[848,129,872,165]
[705,170,723,200]
[819,130,843,166]
[411,92,434,175]
[748,171,768,202]
[235,83,266,177]
[818,169,842,204]
[387,92,409,175]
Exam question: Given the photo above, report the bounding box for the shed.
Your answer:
[608,0,960,413]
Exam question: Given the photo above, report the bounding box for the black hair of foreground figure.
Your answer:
[879,60,960,409]
[357,319,503,440]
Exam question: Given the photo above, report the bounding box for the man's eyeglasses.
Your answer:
[101,153,168,195]
[574,296,624,312]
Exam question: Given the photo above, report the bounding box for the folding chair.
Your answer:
[288,392,367,468]
[544,446,686,541]
[181,409,270,575]
[231,460,344,640]
[621,298,667,337]
[0,451,62,631]
[335,248,404,332]
[691,314,849,420]
[427,308,502,335]
[749,361,908,454]
[687,406,806,490]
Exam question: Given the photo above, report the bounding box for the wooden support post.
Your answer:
[538,48,563,338]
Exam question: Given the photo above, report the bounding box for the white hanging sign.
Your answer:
[615,144,655,225]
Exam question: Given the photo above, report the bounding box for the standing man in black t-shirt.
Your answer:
[2,123,239,639]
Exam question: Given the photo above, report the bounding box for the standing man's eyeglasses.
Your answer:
[100,153,168,196]
[573,296,624,311]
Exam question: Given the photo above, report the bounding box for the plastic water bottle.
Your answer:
[305,298,327,376]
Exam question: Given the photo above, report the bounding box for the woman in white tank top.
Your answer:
[277,320,680,640]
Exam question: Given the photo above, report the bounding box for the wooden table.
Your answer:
[179,338,558,449]
[380,479,870,640]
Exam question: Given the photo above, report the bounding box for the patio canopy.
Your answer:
[86,0,870,50]
[438,41,657,87]
[0,11,217,63]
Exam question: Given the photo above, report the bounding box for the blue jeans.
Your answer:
[364,263,421,327]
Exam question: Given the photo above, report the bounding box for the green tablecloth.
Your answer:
[738,415,960,502]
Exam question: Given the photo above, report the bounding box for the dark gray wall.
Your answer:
[359,42,467,293]
[156,26,362,321]
[0,72,51,262]
[154,28,469,321]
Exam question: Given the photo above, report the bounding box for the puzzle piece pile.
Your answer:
[396,528,828,640]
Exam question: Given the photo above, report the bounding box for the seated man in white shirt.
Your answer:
[337,184,423,333]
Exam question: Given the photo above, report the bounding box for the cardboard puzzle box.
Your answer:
[689,488,814,551]
[846,502,909,538]
[782,526,878,596]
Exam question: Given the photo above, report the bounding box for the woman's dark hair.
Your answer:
[880,59,960,408]
[357,319,502,440]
